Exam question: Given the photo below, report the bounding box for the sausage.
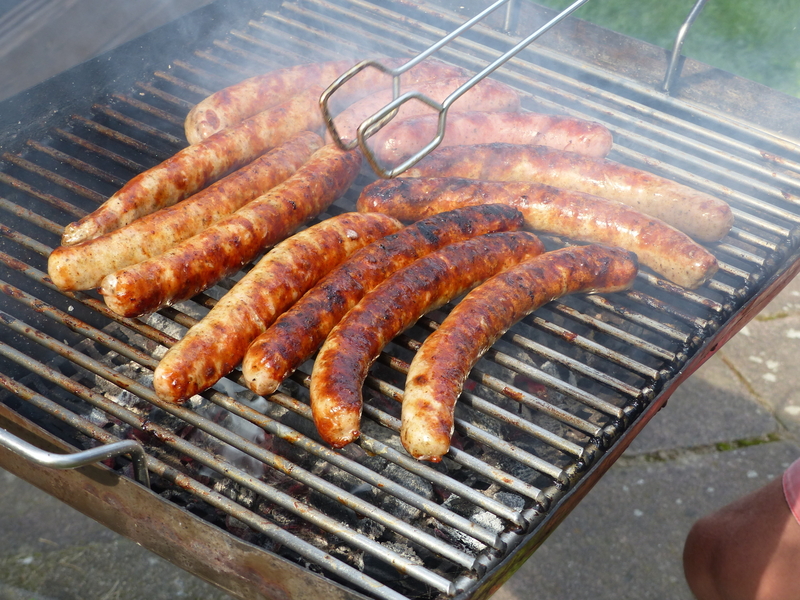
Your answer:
[309,231,546,449]
[401,245,638,461]
[48,132,323,291]
[399,143,734,243]
[357,177,718,289]
[372,111,613,166]
[99,144,361,317]
[329,78,520,146]
[62,88,326,246]
[185,59,466,144]
[241,204,525,397]
[153,212,402,403]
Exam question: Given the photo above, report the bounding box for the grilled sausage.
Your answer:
[400,143,734,243]
[99,144,361,317]
[357,177,718,289]
[372,111,613,166]
[185,58,466,144]
[241,204,525,396]
[329,78,520,146]
[153,212,402,403]
[62,88,326,246]
[309,231,546,449]
[48,132,323,291]
[401,245,638,461]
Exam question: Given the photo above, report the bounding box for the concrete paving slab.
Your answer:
[626,353,778,456]
[717,313,800,437]
[0,470,232,600]
[493,440,800,600]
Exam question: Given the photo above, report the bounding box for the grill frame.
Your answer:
[2,1,800,599]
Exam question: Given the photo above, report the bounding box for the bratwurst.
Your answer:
[241,204,525,397]
[309,231,546,449]
[401,245,638,462]
[185,58,466,144]
[153,212,402,403]
[99,144,361,317]
[399,143,733,243]
[63,88,327,246]
[48,131,322,291]
[372,111,613,166]
[328,78,520,146]
[357,177,717,289]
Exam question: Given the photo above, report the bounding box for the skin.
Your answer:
[683,476,800,600]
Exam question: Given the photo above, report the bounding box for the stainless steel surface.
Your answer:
[1,1,800,599]
[0,425,150,486]
[320,0,593,177]
[661,0,710,94]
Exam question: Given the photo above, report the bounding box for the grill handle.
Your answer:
[661,0,709,94]
[320,0,592,178]
[0,427,150,488]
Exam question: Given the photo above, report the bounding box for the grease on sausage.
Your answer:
[399,143,733,243]
[99,144,361,317]
[309,231,546,449]
[62,89,326,246]
[401,245,638,461]
[49,131,323,291]
[241,203,525,396]
[372,111,613,166]
[357,177,718,289]
[153,212,402,403]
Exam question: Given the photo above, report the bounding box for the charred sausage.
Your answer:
[62,88,326,246]
[153,212,402,403]
[309,231,546,449]
[357,177,718,289]
[241,204,525,396]
[372,111,613,166]
[329,78,520,146]
[401,245,638,461]
[399,143,733,243]
[185,58,466,144]
[48,132,322,291]
[99,144,361,317]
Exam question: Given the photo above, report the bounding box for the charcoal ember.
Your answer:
[308,489,359,529]
[495,491,526,511]
[372,463,434,522]
[363,541,431,597]
[357,517,385,540]
[330,544,365,572]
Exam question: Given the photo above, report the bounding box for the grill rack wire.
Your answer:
[2,0,800,599]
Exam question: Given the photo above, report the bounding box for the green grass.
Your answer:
[536,0,800,96]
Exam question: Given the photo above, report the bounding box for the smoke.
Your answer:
[0,0,214,102]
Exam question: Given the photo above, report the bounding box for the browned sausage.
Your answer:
[185,58,466,144]
[48,131,323,291]
[309,231,546,449]
[241,204,525,397]
[371,111,613,166]
[357,177,718,289]
[153,212,402,403]
[401,245,638,461]
[399,143,733,243]
[328,78,520,146]
[62,88,326,246]
[99,144,361,317]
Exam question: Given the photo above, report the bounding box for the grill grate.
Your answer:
[1,1,800,599]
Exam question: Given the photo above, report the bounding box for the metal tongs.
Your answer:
[320,0,592,178]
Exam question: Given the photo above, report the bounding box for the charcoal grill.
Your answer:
[2,1,800,599]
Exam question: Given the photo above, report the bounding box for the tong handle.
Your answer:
[321,0,593,178]
[0,426,150,487]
